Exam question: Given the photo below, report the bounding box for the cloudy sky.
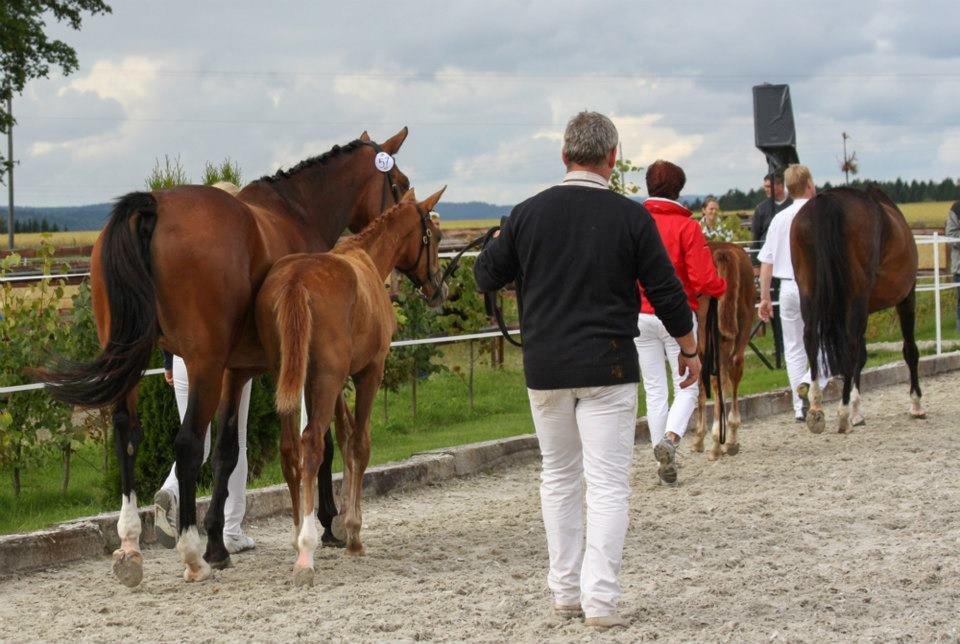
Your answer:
[9,0,960,208]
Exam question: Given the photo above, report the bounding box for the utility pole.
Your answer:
[6,95,13,250]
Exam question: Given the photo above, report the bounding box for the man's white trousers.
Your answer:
[779,279,829,416]
[527,383,637,618]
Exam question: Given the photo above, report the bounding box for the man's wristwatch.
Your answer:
[679,347,698,358]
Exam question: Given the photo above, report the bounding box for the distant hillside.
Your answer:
[0,204,112,232]
[0,200,515,231]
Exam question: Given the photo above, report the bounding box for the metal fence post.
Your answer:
[934,232,942,355]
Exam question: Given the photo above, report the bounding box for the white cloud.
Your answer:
[64,56,160,111]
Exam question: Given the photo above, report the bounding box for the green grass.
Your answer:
[5,318,958,535]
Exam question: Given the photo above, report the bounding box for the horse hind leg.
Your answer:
[804,379,826,434]
[896,289,926,419]
[690,381,707,453]
[293,374,340,587]
[850,342,867,427]
[708,375,722,461]
[203,369,251,570]
[341,363,382,556]
[279,412,302,552]
[837,375,853,434]
[721,362,742,456]
[112,387,144,588]
[318,424,346,548]
[174,362,224,583]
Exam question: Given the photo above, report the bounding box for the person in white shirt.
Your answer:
[757,164,829,421]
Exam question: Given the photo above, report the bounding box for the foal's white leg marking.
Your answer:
[112,492,144,587]
[294,513,319,586]
[176,526,212,582]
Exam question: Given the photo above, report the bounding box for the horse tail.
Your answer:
[803,191,852,380]
[273,281,313,415]
[711,246,741,341]
[40,192,159,407]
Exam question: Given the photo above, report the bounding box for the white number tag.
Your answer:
[374,152,395,172]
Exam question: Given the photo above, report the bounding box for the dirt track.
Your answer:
[1,372,959,642]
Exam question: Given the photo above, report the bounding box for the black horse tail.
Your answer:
[40,192,159,407]
[804,191,853,381]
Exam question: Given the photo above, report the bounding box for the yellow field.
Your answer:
[8,231,100,249]
[438,218,500,230]
[4,201,954,247]
[899,201,954,228]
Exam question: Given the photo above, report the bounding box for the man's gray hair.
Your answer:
[563,111,619,167]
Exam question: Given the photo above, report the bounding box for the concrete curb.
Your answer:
[2,351,957,576]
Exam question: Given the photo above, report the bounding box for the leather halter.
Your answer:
[396,203,444,304]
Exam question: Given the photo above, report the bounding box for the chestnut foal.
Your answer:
[255,187,447,586]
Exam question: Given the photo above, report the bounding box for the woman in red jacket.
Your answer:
[637,160,726,486]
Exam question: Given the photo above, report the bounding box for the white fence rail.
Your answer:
[1,235,957,397]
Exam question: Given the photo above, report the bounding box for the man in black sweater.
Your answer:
[475,111,699,630]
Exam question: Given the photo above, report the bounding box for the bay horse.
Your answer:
[255,187,447,586]
[792,186,924,434]
[691,242,755,460]
[38,128,411,586]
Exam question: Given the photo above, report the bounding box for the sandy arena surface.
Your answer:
[1,372,959,642]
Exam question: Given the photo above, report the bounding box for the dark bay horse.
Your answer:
[792,186,924,434]
[39,128,411,586]
[691,242,755,459]
[255,187,446,586]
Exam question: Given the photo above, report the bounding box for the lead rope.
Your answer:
[440,226,522,348]
[701,297,726,444]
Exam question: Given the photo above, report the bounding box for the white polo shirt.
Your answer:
[757,198,808,280]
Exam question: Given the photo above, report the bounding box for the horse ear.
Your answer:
[401,187,417,203]
[359,130,371,142]
[421,185,446,212]
[381,126,409,155]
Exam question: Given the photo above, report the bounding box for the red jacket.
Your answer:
[639,197,726,314]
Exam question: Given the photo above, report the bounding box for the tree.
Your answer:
[1,0,112,175]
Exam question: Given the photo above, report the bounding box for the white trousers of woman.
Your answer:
[527,383,637,619]
[159,356,251,537]
[635,313,698,446]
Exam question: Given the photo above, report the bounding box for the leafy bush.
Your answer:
[202,158,243,187]
[0,237,85,496]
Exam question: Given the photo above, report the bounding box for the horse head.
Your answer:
[351,127,412,233]
[396,186,447,308]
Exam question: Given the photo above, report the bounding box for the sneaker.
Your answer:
[585,614,630,629]
[153,488,178,549]
[653,438,678,486]
[223,532,256,554]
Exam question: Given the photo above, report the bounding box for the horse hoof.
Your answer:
[182,560,212,583]
[345,541,365,557]
[852,417,866,427]
[806,410,825,434]
[206,554,233,571]
[331,515,348,543]
[910,411,927,420]
[707,450,720,462]
[321,530,346,549]
[293,566,315,587]
[690,443,704,454]
[722,443,740,456]
[111,549,144,588]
